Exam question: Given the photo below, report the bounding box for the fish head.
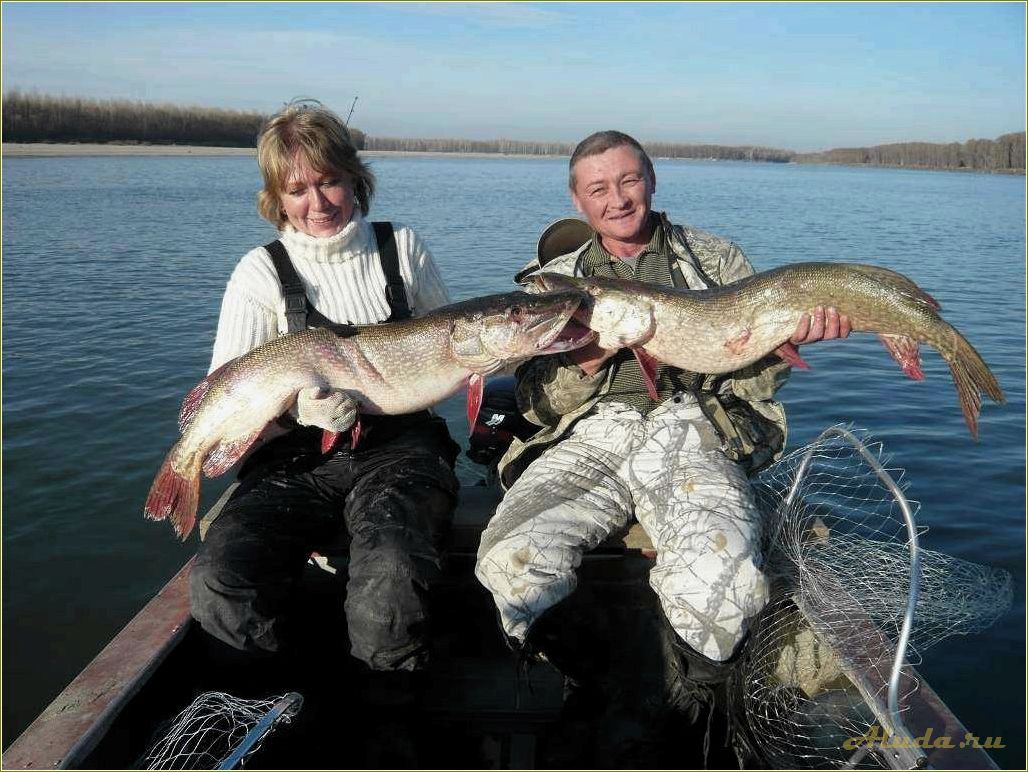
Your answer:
[449,289,596,374]
[532,273,656,348]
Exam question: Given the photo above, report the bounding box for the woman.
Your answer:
[189,101,460,688]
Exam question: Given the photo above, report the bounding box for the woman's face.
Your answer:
[280,154,355,237]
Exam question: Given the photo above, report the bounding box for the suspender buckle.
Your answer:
[284,295,306,314]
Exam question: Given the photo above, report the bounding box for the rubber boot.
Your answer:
[519,591,615,767]
[359,668,430,769]
[660,619,764,769]
[195,630,284,698]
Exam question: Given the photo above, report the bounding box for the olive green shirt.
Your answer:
[582,220,697,413]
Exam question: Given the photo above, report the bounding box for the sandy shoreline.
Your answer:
[3,143,257,157]
[2,143,567,159]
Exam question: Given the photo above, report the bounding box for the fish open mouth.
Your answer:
[538,317,596,352]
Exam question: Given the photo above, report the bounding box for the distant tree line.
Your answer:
[643,141,792,163]
[1,91,366,147]
[365,136,572,154]
[794,132,1025,172]
[3,92,1023,173]
[4,91,266,146]
[0,92,792,162]
[363,136,793,162]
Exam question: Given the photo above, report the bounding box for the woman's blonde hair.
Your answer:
[256,99,375,228]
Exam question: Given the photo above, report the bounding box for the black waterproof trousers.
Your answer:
[189,414,460,672]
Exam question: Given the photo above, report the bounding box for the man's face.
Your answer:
[570,145,655,249]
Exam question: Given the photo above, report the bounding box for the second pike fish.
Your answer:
[145,289,593,539]
[534,263,1004,438]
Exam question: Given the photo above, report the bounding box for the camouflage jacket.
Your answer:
[498,212,791,490]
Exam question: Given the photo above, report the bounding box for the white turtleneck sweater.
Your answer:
[209,213,451,372]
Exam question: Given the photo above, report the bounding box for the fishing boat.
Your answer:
[4,422,1009,770]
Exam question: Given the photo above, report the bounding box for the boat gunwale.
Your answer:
[3,560,195,770]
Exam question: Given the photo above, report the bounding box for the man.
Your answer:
[475,131,849,745]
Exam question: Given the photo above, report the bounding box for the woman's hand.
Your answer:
[292,387,359,432]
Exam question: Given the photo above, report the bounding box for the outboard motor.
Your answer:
[466,376,537,468]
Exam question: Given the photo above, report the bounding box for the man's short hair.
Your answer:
[568,130,655,190]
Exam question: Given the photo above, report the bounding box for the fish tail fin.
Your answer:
[944,330,1006,440]
[144,447,201,540]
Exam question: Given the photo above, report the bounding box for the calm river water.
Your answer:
[2,154,1024,764]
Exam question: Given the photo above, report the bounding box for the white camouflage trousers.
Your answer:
[475,396,769,662]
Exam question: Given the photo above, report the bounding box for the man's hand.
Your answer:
[567,340,620,377]
[790,306,852,344]
[292,387,359,432]
[774,306,852,369]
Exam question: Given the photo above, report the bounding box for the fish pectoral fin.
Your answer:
[467,373,485,435]
[321,429,341,454]
[632,348,661,401]
[322,416,363,453]
[202,431,262,477]
[878,334,924,381]
[773,342,811,370]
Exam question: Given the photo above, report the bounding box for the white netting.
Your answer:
[138,691,302,770]
[739,426,1012,769]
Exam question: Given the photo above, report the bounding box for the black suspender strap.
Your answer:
[669,256,689,289]
[372,221,412,321]
[659,211,715,289]
[265,239,309,333]
[266,223,410,332]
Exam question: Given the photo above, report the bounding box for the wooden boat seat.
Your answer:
[308,483,656,573]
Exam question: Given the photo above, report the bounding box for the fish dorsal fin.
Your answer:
[850,264,941,310]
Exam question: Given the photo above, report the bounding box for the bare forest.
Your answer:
[794,132,1026,173]
[2,92,1023,173]
[2,91,274,147]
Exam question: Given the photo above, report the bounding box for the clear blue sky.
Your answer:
[2,1,1024,151]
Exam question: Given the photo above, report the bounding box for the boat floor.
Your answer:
[79,484,738,770]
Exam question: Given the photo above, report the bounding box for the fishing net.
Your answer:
[138,691,303,770]
[739,425,1012,769]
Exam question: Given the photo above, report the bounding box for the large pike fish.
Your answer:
[534,263,1004,438]
[145,290,593,539]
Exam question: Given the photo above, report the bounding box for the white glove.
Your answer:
[292,387,359,433]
